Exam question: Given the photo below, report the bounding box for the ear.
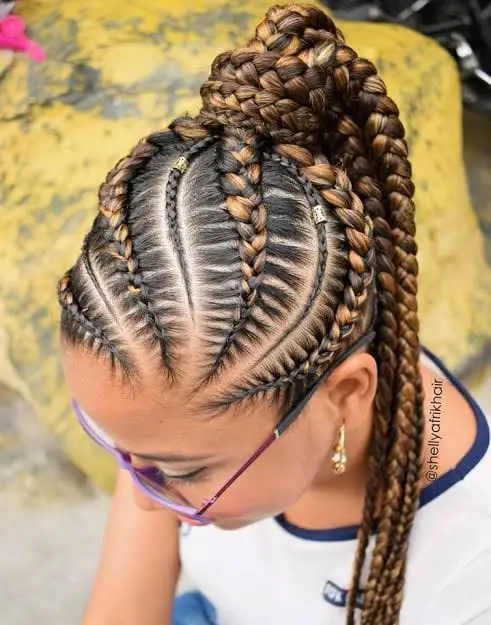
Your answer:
[322,352,378,433]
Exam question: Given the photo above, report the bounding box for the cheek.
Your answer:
[208,428,326,521]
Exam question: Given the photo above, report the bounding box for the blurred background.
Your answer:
[1,1,491,624]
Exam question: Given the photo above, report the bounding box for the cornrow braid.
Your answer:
[97,134,174,371]
[205,128,268,379]
[57,270,126,370]
[257,150,334,362]
[274,148,376,334]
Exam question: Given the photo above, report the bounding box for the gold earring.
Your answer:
[332,421,347,474]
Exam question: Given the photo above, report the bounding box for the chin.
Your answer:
[213,518,256,530]
[212,513,272,531]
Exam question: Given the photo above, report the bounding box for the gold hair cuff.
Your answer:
[312,204,329,225]
[172,156,189,174]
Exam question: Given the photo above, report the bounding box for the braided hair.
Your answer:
[58,5,424,624]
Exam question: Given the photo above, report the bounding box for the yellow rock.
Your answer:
[1,1,490,490]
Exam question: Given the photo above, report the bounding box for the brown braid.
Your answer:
[333,52,424,625]
[258,150,334,360]
[221,159,375,399]
[98,138,159,295]
[207,127,268,380]
[97,135,174,371]
[58,271,108,347]
[321,43,417,625]
[330,110,401,625]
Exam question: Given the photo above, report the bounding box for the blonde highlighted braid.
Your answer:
[59,5,424,624]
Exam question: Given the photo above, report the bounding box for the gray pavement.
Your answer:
[0,395,109,625]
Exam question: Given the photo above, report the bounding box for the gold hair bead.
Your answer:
[172,156,189,173]
[312,204,329,225]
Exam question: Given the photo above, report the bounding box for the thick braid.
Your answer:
[328,82,402,625]
[98,135,174,371]
[315,53,418,623]
[208,127,268,378]
[322,32,424,625]
[340,58,424,625]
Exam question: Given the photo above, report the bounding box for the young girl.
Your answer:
[58,4,491,625]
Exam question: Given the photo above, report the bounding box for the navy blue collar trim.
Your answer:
[274,345,490,542]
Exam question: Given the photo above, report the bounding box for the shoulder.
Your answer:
[402,495,491,624]
[409,548,491,625]
[403,348,491,623]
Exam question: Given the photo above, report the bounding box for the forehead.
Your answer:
[61,344,277,457]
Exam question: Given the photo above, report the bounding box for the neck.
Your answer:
[283,360,438,531]
[284,422,372,531]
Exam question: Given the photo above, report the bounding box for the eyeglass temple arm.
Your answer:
[197,432,277,515]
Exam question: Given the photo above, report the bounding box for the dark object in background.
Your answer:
[325,0,491,115]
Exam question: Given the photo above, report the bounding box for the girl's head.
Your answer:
[59,4,423,623]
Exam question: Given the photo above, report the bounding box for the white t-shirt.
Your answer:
[179,347,491,625]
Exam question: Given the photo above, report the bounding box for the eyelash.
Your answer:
[156,467,205,486]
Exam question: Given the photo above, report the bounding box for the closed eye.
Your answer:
[152,466,207,486]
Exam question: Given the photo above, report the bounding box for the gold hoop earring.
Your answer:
[332,421,347,474]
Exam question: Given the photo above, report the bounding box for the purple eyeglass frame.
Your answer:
[72,326,375,526]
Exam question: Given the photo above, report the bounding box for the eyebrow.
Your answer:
[130,451,213,464]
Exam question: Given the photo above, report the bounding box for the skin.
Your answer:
[62,341,477,532]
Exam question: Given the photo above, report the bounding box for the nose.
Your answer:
[133,483,163,511]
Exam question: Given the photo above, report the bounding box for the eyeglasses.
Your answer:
[72,327,375,526]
